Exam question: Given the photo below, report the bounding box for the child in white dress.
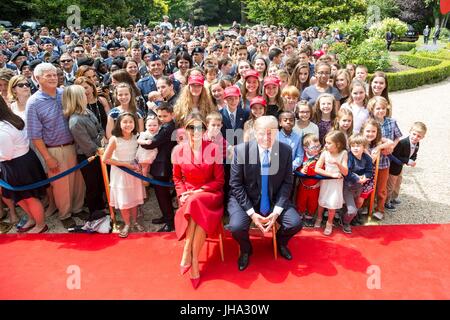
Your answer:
[136,115,160,181]
[314,130,348,236]
[102,112,146,238]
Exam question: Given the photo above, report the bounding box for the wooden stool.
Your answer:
[240,223,278,259]
[206,223,225,262]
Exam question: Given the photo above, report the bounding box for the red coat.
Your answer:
[172,140,225,240]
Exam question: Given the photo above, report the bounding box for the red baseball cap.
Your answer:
[243,69,260,80]
[223,85,241,99]
[188,75,205,86]
[249,96,267,108]
[263,76,281,87]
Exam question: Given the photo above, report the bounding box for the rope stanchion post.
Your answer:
[365,153,380,226]
[97,148,121,233]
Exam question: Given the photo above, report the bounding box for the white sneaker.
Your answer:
[373,211,384,220]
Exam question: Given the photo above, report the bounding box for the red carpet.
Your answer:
[1,224,449,300]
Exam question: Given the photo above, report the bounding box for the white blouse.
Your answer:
[0,121,29,162]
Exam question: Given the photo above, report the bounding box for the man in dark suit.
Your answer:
[140,103,177,232]
[227,116,303,271]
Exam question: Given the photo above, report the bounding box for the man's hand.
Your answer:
[261,212,278,233]
[251,213,267,233]
[45,156,59,174]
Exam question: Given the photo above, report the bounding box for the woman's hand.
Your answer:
[179,191,193,205]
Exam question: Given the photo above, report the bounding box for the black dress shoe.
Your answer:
[152,217,166,224]
[238,253,250,271]
[157,223,174,232]
[278,245,292,260]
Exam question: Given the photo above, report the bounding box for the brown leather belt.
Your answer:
[45,141,74,148]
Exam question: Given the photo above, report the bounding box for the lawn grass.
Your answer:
[209,24,232,33]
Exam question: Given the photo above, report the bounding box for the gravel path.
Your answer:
[381,79,450,225]
[2,79,450,233]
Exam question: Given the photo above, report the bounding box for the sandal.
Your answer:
[324,222,333,236]
[119,224,130,238]
[314,218,322,228]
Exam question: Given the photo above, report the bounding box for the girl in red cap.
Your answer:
[173,75,215,127]
[243,96,266,142]
[263,76,284,119]
[241,69,261,111]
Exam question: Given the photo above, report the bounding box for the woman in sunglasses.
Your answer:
[7,75,31,122]
[172,114,224,289]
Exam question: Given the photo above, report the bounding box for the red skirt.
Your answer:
[175,191,224,240]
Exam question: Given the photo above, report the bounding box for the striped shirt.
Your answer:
[26,88,74,146]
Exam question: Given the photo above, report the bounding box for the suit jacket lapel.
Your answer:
[250,140,261,191]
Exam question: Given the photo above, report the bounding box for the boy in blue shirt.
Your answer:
[342,134,373,233]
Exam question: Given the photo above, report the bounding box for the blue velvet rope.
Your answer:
[0,158,92,191]
[118,166,174,187]
[294,171,335,180]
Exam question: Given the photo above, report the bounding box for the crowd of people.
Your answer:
[0,17,427,288]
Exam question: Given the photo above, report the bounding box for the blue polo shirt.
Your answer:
[26,88,74,146]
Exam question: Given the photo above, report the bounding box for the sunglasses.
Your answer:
[74,50,85,53]
[186,125,205,131]
[15,82,31,88]
[60,59,72,63]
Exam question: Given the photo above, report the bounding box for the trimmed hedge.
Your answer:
[390,42,417,52]
[386,54,450,91]
[398,54,442,68]
[415,49,450,61]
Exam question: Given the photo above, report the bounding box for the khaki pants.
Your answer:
[387,172,402,201]
[47,145,85,220]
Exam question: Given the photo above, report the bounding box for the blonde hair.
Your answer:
[367,96,391,118]
[281,85,300,99]
[333,107,353,134]
[410,121,427,135]
[348,133,368,147]
[173,84,215,127]
[206,111,223,124]
[302,133,320,147]
[7,75,29,101]
[63,85,87,118]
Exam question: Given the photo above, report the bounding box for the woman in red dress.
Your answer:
[172,114,225,289]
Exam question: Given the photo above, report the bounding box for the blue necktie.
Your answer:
[229,112,235,129]
[260,149,270,216]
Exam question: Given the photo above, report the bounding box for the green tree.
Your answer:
[189,0,220,23]
[365,0,400,20]
[0,0,33,25]
[244,0,367,28]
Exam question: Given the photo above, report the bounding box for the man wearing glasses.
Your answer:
[59,53,76,86]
